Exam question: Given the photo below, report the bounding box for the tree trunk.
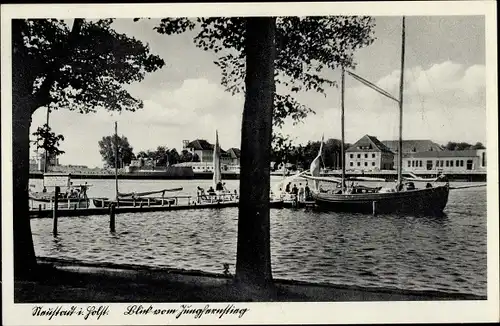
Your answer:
[235,17,276,290]
[12,20,38,279]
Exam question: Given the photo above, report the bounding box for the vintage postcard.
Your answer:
[1,1,498,325]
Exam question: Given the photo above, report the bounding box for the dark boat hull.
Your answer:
[313,185,449,215]
[93,197,176,208]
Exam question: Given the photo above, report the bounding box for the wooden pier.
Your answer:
[29,198,286,219]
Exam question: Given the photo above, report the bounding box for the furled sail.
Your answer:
[213,130,222,189]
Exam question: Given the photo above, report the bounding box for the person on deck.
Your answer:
[197,186,207,203]
[304,183,310,200]
[216,182,223,191]
[285,182,291,193]
[292,184,298,195]
[207,186,216,195]
[298,183,305,201]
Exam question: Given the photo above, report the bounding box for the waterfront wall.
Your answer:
[29,170,486,182]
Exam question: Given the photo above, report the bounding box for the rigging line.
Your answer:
[347,71,400,103]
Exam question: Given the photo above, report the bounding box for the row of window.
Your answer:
[349,153,376,159]
[350,161,376,167]
[407,159,472,168]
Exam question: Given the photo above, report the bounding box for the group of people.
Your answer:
[196,182,238,203]
[283,181,311,201]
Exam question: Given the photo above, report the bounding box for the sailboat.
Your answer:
[307,16,450,215]
[93,122,183,208]
[197,130,237,203]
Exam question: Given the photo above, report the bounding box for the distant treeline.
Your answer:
[442,141,485,151]
[99,133,486,170]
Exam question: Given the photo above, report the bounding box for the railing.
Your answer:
[29,193,241,210]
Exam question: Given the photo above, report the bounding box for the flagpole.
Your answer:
[341,67,346,193]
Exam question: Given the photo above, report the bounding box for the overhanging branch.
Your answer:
[31,19,84,111]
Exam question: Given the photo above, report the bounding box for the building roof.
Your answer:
[382,140,443,153]
[186,139,214,151]
[346,135,393,153]
[227,148,241,159]
[185,139,233,155]
[403,149,481,158]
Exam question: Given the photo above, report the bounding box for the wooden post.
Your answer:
[147,198,151,207]
[109,203,116,233]
[372,201,377,216]
[133,199,136,207]
[38,204,42,218]
[52,186,60,236]
[161,198,164,206]
[140,201,143,209]
[67,198,71,209]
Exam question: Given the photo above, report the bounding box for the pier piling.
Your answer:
[372,201,377,216]
[109,203,116,233]
[52,186,60,236]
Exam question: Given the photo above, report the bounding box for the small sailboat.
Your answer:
[29,179,91,209]
[196,130,237,203]
[93,122,182,208]
[307,16,450,215]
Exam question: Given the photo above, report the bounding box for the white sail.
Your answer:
[213,130,222,189]
[271,170,308,198]
[309,135,324,191]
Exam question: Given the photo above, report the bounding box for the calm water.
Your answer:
[30,177,487,296]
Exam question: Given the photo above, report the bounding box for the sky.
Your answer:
[29,15,486,168]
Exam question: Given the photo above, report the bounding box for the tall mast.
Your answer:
[397,16,406,189]
[44,108,50,177]
[340,66,346,193]
[114,121,119,200]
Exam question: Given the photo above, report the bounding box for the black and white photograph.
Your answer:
[2,1,498,325]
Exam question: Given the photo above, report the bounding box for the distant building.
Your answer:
[29,152,59,172]
[346,135,394,171]
[226,148,241,166]
[381,139,444,154]
[173,162,240,174]
[403,149,486,172]
[182,139,234,165]
[183,139,214,162]
[128,158,157,171]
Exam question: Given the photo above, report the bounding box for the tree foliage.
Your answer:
[152,16,375,127]
[443,141,486,151]
[16,18,165,115]
[135,147,198,165]
[32,123,65,157]
[11,17,160,279]
[271,136,350,169]
[98,135,135,168]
